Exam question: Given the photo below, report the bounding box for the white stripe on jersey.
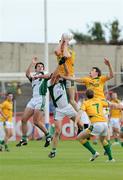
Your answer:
[32,71,48,97]
[48,80,69,109]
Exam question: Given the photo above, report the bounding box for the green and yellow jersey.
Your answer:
[81,98,108,123]
[110,99,122,118]
[56,48,75,76]
[80,75,109,99]
[0,100,13,122]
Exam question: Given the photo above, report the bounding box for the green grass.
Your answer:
[0,140,123,180]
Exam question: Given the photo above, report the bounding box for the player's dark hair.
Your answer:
[35,62,44,70]
[92,67,101,77]
[6,92,14,100]
[86,89,94,99]
[6,92,13,96]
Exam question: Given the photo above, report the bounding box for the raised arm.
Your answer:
[26,57,37,78]
[54,43,62,56]
[54,36,64,56]
[61,75,83,83]
[104,58,114,80]
[55,35,71,58]
[62,39,71,58]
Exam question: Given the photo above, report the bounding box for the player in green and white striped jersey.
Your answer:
[31,72,83,158]
[16,57,52,148]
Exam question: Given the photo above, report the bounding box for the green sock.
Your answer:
[83,141,96,155]
[0,140,3,144]
[107,140,111,146]
[46,132,51,138]
[22,135,27,141]
[52,148,56,153]
[103,144,113,160]
[114,138,118,142]
[50,125,55,136]
[4,144,8,149]
[120,142,123,147]
[0,140,5,145]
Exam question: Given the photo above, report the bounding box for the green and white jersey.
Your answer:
[48,79,69,108]
[30,71,48,98]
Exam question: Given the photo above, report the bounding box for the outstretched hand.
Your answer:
[31,74,38,80]
[32,56,37,65]
[51,71,60,85]
[104,58,110,66]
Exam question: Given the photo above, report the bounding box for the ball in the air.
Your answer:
[62,33,73,41]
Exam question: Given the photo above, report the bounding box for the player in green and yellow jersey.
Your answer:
[76,89,116,162]
[61,58,113,100]
[109,92,123,145]
[52,33,79,112]
[62,58,113,141]
[0,93,13,151]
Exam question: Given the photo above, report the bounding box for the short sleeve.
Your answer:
[100,75,109,83]
[80,77,90,84]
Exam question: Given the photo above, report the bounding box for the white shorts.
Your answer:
[81,111,90,125]
[54,104,77,121]
[103,107,110,121]
[26,96,45,111]
[110,118,120,129]
[90,122,108,136]
[0,121,13,129]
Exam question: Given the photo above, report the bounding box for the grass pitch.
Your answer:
[0,140,123,180]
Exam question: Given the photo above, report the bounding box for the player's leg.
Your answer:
[66,82,79,112]
[48,120,62,158]
[112,120,120,145]
[71,109,83,135]
[112,127,120,144]
[77,126,99,161]
[33,109,52,147]
[0,122,4,151]
[100,122,115,161]
[4,126,13,151]
[100,136,115,161]
[120,126,123,146]
[104,125,111,155]
[76,110,89,135]
[16,107,33,147]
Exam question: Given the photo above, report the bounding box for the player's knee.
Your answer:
[102,139,108,146]
[9,132,13,138]
[76,132,85,141]
[6,130,13,139]
[79,138,88,145]
[22,118,27,124]
[54,129,61,137]
[34,120,42,128]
